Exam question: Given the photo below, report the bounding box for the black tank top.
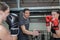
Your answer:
[51,27,56,34]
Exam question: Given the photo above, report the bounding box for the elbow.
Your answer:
[22,30,32,35]
[23,31,26,34]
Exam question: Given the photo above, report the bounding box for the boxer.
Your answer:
[46,10,60,40]
[0,2,12,40]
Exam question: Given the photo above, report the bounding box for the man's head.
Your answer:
[23,8,30,18]
[0,2,10,21]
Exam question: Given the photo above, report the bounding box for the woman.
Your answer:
[46,10,60,40]
[0,2,12,40]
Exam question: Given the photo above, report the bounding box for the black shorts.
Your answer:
[50,37,60,40]
[18,36,29,40]
[10,28,19,35]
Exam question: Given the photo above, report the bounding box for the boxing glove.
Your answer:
[46,15,52,26]
[6,13,19,34]
[6,13,19,29]
[52,18,59,30]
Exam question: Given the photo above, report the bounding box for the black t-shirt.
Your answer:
[18,16,30,40]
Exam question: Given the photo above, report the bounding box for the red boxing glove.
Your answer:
[46,15,52,26]
[52,18,59,30]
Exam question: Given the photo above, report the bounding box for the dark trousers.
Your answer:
[50,37,60,40]
[17,35,29,40]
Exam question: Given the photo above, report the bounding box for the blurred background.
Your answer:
[0,0,60,40]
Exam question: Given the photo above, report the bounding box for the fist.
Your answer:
[32,30,40,36]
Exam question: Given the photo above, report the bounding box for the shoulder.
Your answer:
[0,25,9,34]
[0,25,5,31]
[19,17,25,22]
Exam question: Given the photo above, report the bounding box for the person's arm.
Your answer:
[20,25,39,36]
[52,18,60,37]
[20,25,33,35]
[55,24,60,37]
[0,25,12,40]
[46,15,52,32]
[21,25,37,35]
[19,19,39,36]
[46,22,51,32]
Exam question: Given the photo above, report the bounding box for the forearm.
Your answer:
[46,27,51,32]
[23,29,33,35]
[46,22,51,32]
[20,25,34,35]
[55,30,60,37]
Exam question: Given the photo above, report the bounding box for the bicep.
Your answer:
[20,25,27,32]
[20,25,33,35]
[19,20,26,31]
[19,19,28,33]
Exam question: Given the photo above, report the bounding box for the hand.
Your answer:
[46,15,52,26]
[32,30,40,36]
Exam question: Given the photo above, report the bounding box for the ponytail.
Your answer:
[58,14,60,20]
[57,11,60,20]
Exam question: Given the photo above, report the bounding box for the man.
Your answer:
[18,8,39,40]
[0,2,12,40]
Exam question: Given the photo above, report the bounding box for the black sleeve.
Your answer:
[19,19,25,27]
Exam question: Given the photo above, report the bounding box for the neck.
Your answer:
[23,16,27,19]
[56,16,59,19]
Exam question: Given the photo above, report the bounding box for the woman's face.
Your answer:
[51,12,59,18]
[3,8,10,20]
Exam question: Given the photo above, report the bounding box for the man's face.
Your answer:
[2,8,10,20]
[4,8,10,17]
[24,10,30,18]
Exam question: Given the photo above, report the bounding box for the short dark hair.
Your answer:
[57,11,60,14]
[0,2,9,11]
[23,8,30,13]
[57,11,60,20]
